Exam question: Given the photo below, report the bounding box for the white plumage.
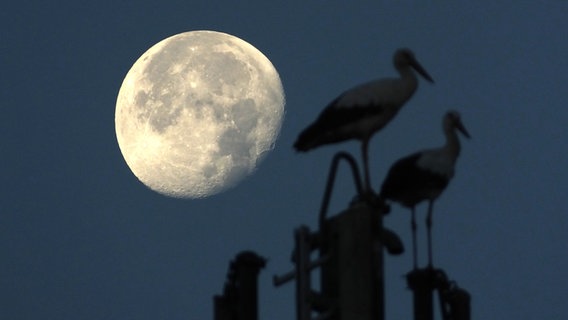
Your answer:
[416,150,456,178]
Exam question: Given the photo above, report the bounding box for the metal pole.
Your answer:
[296,226,313,320]
[321,202,385,320]
[406,268,435,320]
[234,252,266,320]
[214,251,266,320]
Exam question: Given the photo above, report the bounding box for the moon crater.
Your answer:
[115,30,285,198]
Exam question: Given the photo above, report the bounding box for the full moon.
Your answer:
[115,30,285,198]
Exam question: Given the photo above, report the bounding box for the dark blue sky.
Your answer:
[3,2,568,319]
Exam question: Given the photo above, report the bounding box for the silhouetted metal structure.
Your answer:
[407,268,471,320]
[214,251,266,320]
[274,153,402,320]
[216,151,472,320]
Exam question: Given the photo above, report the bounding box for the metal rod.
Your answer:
[296,226,312,320]
[273,254,330,287]
[318,151,364,228]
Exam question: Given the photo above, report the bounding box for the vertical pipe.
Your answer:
[296,226,312,320]
[406,269,435,320]
[372,203,385,320]
[234,252,266,320]
[213,251,265,320]
[321,203,385,320]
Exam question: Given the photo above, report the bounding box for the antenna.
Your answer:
[215,151,472,320]
[214,251,266,320]
[274,152,401,320]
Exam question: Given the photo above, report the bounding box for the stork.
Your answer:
[379,110,470,269]
[293,48,434,193]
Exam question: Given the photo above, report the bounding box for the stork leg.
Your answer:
[411,207,418,269]
[426,201,434,268]
[361,139,372,194]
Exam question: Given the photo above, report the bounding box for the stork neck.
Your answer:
[398,65,418,81]
[397,66,419,95]
[444,125,461,158]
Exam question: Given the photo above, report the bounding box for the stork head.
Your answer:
[445,110,471,139]
[394,48,435,83]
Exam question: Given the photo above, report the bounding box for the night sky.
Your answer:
[3,2,568,319]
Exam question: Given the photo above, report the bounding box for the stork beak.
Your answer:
[456,120,471,139]
[411,59,435,84]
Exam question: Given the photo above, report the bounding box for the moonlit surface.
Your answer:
[6,3,568,320]
[115,30,285,198]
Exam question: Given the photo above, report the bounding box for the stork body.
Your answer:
[294,48,434,192]
[379,110,470,268]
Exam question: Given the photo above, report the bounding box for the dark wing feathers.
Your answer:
[380,152,449,207]
[293,97,385,151]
